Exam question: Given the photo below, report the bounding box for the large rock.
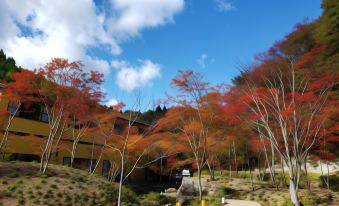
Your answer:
[165,188,177,193]
[177,177,201,196]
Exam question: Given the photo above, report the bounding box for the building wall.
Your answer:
[0,94,148,181]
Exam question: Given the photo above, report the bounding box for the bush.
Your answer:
[9,173,18,178]
[300,192,320,206]
[319,175,339,192]
[99,183,139,205]
[71,176,87,183]
[0,189,12,198]
[141,192,176,206]
[217,186,237,198]
[50,184,58,189]
[280,193,320,206]
[256,173,270,181]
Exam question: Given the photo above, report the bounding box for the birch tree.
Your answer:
[37,58,103,174]
[0,69,42,157]
[244,61,333,206]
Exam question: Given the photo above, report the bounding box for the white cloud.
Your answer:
[105,98,119,107]
[197,53,208,68]
[215,0,234,12]
[113,59,161,92]
[109,0,185,39]
[0,0,184,76]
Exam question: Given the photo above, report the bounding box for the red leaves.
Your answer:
[4,69,43,104]
[316,150,336,161]
[113,102,126,111]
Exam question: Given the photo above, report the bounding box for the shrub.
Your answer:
[9,173,18,178]
[16,180,23,185]
[18,198,25,205]
[217,186,237,198]
[0,189,11,198]
[280,199,293,206]
[50,184,58,189]
[72,176,87,183]
[319,175,339,192]
[256,173,271,181]
[300,192,320,206]
[35,184,42,190]
[141,192,175,206]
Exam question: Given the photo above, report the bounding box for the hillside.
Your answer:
[0,161,175,206]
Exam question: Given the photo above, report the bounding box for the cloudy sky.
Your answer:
[0,0,322,109]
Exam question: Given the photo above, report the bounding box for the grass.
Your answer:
[0,161,150,206]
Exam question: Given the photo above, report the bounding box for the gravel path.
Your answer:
[224,199,262,206]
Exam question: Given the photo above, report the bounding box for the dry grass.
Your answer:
[0,161,140,206]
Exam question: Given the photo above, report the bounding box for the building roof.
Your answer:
[0,83,6,88]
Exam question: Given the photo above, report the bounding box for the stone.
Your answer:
[165,188,177,193]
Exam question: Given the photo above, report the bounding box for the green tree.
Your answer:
[317,0,339,51]
[0,50,21,82]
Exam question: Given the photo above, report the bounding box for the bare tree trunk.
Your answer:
[232,141,238,176]
[160,157,163,183]
[117,154,124,206]
[89,139,95,173]
[244,145,254,191]
[270,141,279,190]
[302,156,311,192]
[228,147,232,177]
[280,158,287,186]
[320,160,330,191]
[326,160,330,191]
[247,156,254,191]
[0,102,21,158]
[169,168,173,183]
[206,159,215,181]
[289,178,300,206]
[197,165,203,201]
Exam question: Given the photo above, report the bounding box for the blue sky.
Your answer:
[0,0,323,110]
[102,0,323,109]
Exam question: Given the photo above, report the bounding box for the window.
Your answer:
[102,160,111,175]
[114,124,124,134]
[63,157,71,166]
[138,128,145,135]
[7,102,20,116]
[39,106,48,122]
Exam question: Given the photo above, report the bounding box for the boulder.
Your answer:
[165,188,177,193]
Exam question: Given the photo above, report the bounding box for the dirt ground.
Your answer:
[167,170,339,206]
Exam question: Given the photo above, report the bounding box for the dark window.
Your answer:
[7,102,20,116]
[102,160,111,175]
[39,106,48,122]
[19,102,41,121]
[64,157,96,171]
[8,153,40,162]
[15,102,49,122]
[138,128,145,135]
[114,124,124,134]
[63,157,71,166]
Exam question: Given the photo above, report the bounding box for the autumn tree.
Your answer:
[146,132,185,183]
[244,61,336,206]
[157,70,213,200]
[0,69,42,156]
[36,58,104,173]
[99,98,154,206]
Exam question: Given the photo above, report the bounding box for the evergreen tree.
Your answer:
[317,0,339,51]
[0,49,21,82]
